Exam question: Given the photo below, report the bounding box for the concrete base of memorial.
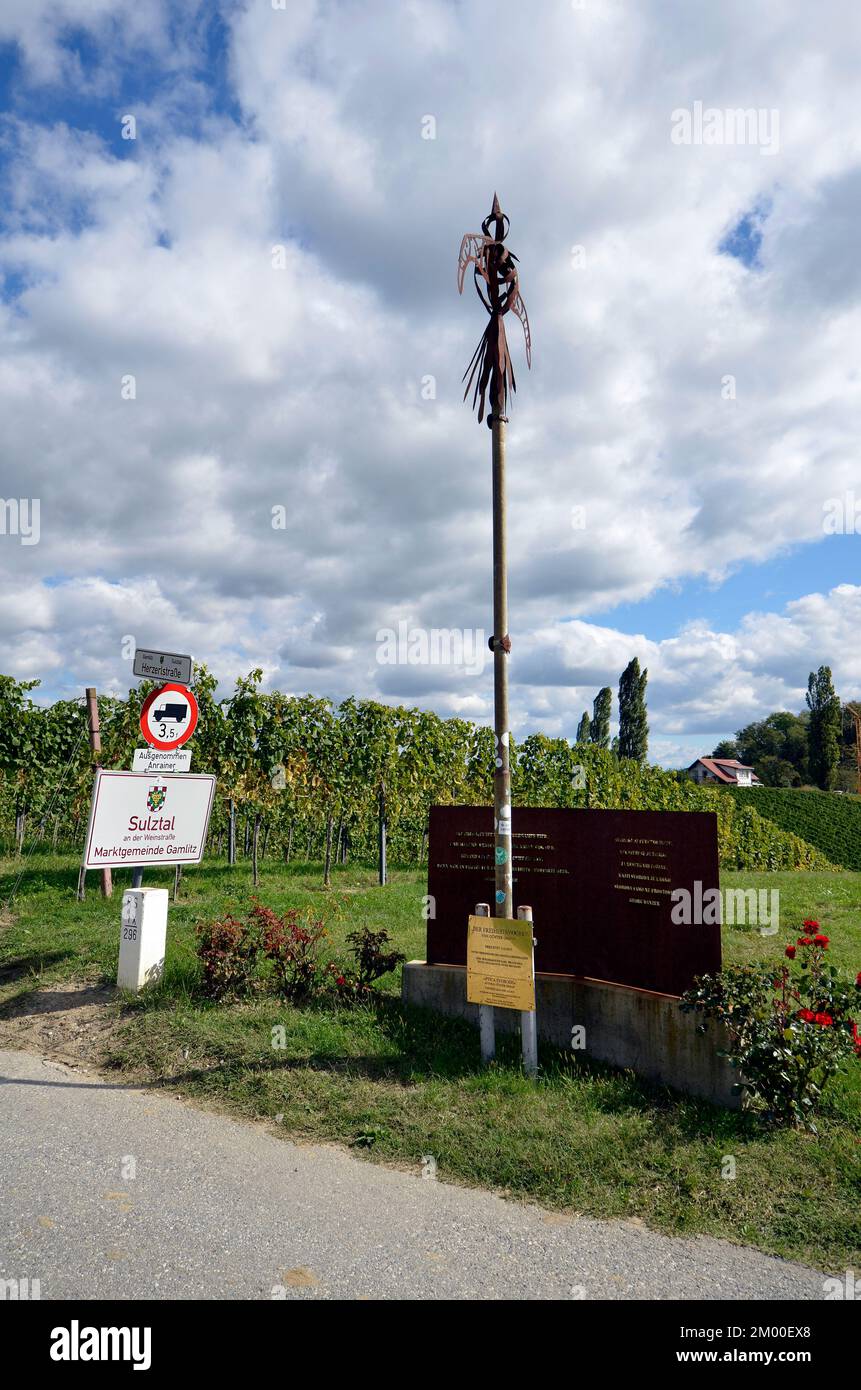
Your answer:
[402,961,739,1108]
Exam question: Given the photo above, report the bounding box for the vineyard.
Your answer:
[0,670,836,879]
[728,785,861,871]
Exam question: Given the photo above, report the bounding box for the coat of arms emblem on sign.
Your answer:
[147,786,167,812]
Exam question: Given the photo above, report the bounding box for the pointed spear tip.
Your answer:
[491,190,502,216]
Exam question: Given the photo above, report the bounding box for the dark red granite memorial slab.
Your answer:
[427,805,721,997]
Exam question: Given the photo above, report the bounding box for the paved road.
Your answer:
[0,1048,830,1301]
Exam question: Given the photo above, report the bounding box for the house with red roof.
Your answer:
[686,757,761,787]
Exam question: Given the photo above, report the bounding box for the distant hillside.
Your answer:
[727,786,861,870]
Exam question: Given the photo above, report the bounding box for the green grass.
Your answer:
[1,853,860,1270]
[0,855,425,1005]
[718,869,861,974]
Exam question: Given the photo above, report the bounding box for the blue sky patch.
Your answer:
[719,202,770,269]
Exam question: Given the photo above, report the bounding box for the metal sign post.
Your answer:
[474,901,495,1062]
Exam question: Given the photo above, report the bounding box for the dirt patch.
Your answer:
[0,978,126,1069]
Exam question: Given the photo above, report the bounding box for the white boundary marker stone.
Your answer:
[119,888,168,991]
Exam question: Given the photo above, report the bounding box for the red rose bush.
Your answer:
[681,925,861,1129]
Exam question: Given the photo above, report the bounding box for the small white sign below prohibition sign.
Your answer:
[132,747,191,773]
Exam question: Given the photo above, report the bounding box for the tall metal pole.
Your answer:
[492,415,512,922]
[459,193,531,1065]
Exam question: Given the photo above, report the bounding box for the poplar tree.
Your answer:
[618,658,648,763]
[590,687,612,749]
[806,666,841,790]
[576,710,591,744]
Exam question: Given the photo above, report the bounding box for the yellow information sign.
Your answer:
[467,915,535,1012]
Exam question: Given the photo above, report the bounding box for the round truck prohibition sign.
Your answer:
[139,682,198,751]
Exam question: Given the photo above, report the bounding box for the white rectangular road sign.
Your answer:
[132,648,193,685]
[132,747,191,773]
[83,770,216,869]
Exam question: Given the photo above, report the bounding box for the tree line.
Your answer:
[574,656,649,763]
[0,655,661,884]
[712,665,853,790]
[0,665,836,881]
[0,658,653,874]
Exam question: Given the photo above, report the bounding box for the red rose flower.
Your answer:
[802,919,820,929]
[785,945,796,959]
[856,972,861,988]
[797,937,812,947]
[814,935,829,948]
[798,1008,815,1023]
[814,1013,833,1027]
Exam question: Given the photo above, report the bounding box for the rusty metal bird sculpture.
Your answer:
[458,192,531,425]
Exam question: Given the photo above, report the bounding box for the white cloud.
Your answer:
[1,0,861,762]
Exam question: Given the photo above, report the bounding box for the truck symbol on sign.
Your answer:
[153,702,188,723]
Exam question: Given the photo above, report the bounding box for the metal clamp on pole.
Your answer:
[517,904,538,1077]
[474,902,495,1063]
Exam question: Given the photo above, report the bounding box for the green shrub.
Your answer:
[681,925,861,1129]
[250,901,330,1003]
[346,926,405,993]
[195,913,264,1001]
[194,904,403,1006]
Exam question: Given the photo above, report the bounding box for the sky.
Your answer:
[1,0,860,768]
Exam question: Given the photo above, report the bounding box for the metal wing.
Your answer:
[511,290,532,369]
[457,233,488,294]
